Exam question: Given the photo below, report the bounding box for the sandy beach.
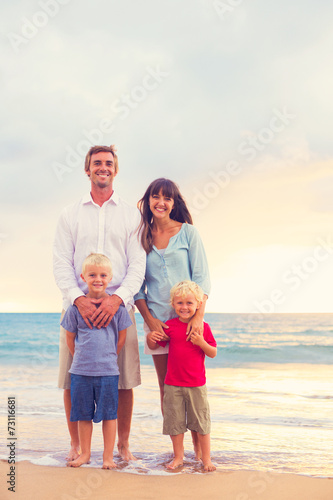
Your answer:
[2,316,333,498]
[1,461,333,500]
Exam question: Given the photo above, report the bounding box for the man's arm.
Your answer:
[54,207,100,329]
[91,210,146,328]
[74,296,99,329]
[90,294,123,328]
[53,208,85,305]
[110,209,146,307]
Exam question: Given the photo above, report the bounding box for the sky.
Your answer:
[1,0,333,313]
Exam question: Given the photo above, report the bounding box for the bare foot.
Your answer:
[66,454,91,468]
[166,458,184,470]
[203,460,216,472]
[118,444,136,462]
[66,445,80,462]
[102,460,116,469]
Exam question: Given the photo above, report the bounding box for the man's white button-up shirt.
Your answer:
[53,191,145,311]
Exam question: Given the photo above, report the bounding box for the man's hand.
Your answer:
[74,296,99,329]
[91,294,122,328]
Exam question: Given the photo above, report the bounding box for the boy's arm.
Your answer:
[189,331,217,358]
[66,330,76,357]
[117,329,127,354]
[147,330,169,350]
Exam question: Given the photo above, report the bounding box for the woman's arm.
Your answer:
[185,225,211,335]
[187,225,211,295]
[186,295,207,336]
[135,298,169,337]
[147,330,169,350]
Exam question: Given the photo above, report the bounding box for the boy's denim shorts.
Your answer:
[70,374,119,423]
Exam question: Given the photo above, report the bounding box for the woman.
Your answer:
[135,179,211,418]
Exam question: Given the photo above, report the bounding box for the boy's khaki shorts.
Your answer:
[58,307,141,391]
[162,384,211,436]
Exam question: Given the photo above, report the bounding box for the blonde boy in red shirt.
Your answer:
[147,280,217,471]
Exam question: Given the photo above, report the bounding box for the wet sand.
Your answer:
[1,460,333,500]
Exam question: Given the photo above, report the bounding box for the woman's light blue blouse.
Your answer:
[134,223,211,323]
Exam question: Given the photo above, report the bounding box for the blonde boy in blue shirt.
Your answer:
[61,253,132,469]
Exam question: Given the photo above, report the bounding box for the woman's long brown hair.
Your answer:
[137,178,193,253]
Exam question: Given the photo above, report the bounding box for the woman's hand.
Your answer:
[135,298,169,340]
[186,314,204,341]
[147,329,169,350]
[146,316,169,341]
[148,330,167,343]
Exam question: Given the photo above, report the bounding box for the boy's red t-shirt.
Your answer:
[158,317,217,387]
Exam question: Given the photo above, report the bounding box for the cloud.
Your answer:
[1,0,333,311]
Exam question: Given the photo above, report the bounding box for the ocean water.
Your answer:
[0,313,332,477]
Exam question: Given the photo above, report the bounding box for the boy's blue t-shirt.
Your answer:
[61,304,132,377]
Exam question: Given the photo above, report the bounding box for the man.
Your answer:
[53,145,145,462]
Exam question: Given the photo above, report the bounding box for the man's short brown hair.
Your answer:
[84,145,119,174]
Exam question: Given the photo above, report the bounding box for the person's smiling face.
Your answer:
[172,292,200,323]
[149,190,174,219]
[87,151,116,189]
[81,264,112,298]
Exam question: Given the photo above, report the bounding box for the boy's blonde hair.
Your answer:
[170,280,204,305]
[82,253,112,275]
